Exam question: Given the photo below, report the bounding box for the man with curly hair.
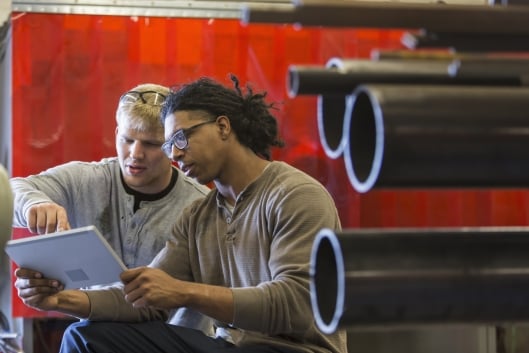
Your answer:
[14,75,347,353]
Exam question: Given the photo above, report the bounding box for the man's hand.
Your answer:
[121,267,234,324]
[25,202,71,234]
[14,267,64,311]
[121,267,184,310]
[14,268,91,317]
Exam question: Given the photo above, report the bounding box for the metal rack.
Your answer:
[11,0,293,19]
[242,0,529,52]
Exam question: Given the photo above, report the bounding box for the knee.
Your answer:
[62,321,90,342]
[60,321,92,353]
[61,320,116,353]
[64,320,91,336]
[63,320,107,341]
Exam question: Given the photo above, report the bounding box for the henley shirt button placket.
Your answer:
[127,221,136,246]
[226,229,235,241]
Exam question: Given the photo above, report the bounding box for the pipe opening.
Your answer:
[310,229,344,334]
[317,94,348,159]
[344,87,384,193]
[287,66,300,98]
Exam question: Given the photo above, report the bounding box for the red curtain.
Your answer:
[10,13,529,317]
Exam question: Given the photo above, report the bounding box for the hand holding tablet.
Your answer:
[4,225,127,289]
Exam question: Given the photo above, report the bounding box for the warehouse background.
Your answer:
[4,0,529,352]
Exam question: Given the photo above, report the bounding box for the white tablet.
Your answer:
[4,225,127,289]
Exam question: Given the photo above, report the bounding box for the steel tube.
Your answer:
[289,59,456,97]
[452,58,529,84]
[289,57,526,97]
[242,1,529,35]
[371,49,529,63]
[311,227,529,333]
[370,49,458,61]
[370,50,529,84]
[287,65,341,97]
[342,84,529,193]
[371,50,529,82]
[403,31,529,52]
[315,58,455,159]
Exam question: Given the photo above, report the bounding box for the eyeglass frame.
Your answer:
[161,119,217,157]
[119,90,167,106]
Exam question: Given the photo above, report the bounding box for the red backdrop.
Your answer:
[9,13,529,317]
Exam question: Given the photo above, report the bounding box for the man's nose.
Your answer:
[130,141,145,158]
[170,146,185,162]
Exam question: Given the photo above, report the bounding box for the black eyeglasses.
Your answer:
[119,90,167,106]
[162,120,217,157]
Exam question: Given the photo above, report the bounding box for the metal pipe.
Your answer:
[371,50,529,82]
[289,58,456,97]
[313,57,528,160]
[317,92,350,160]
[287,65,339,98]
[370,49,458,61]
[342,84,529,193]
[402,30,529,52]
[370,50,529,83]
[242,1,529,35]
[315,57,355,158]
[311,226,529,333]
[371,49,529,62]
[289,56,527,97]
[315,58,456,159]
[452,58,529,84]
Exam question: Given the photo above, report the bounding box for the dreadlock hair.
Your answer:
[161,74,285,160]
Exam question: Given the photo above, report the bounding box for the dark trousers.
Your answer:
[59,320,300,353]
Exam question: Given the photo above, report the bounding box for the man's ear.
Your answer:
[216,115,231,138]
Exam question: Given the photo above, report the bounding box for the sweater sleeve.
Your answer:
[10,162,82,227]
[10,160,113,228]
[85,285,169,322]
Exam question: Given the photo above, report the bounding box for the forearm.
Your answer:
[54,290,91,319]
[186,283,234,324]
[10,181,52,227]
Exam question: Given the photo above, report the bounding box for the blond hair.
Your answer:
[116,83,170,133]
